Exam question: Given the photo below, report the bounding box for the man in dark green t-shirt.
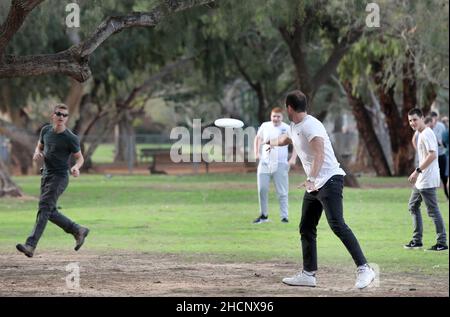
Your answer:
[16,104,90,258]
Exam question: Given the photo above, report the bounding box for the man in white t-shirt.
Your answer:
[405,108,448,251]
[265,90,375,289]
[253,107,297,224]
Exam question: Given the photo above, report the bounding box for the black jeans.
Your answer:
[300,175,367,272]
[438,154,448,199]
[26,174,79,248]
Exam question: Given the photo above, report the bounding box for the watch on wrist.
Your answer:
[415,167,422,173]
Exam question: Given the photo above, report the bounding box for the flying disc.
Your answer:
[214,118,244,128]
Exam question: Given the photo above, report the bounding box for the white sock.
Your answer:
[357,264,370,271]
[303,270,316,276]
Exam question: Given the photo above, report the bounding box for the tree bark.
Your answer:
[343,81,392,176]
[0,0,215,82]
[0,0,45,59]
[114,107,137,164]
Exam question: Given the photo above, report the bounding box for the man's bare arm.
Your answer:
[309,137,325,180]
[70,151,84,177]
[267,134,292,147]
[33,141,44,161]
[254,135,262,160]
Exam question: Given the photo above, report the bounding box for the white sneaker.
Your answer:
[282,271,316,287]
[355,265,375,289]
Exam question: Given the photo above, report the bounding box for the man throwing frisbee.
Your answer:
[16,104,90,258]
[253,107,297,224]
[266,90,375,289]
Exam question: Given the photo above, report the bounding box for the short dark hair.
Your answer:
[424,116,433,125]
[408,108,423,117]
[285,90,308,113]
[430,111,439,118]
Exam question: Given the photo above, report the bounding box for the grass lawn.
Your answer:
[1,174,448,276]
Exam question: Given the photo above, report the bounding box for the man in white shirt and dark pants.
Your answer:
[405,108,448,251]
[266,90,375,289]
[253,107,296,224]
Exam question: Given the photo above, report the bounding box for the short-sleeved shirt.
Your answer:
[287,115,345,191]
[257,121,290,165]
[39,125,81,176]
[432,121,446,156]
[416,127,440,189]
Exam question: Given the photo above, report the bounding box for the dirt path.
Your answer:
[0,251,447,297]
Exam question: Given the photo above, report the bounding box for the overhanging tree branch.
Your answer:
[0,0,45,59]
[311,24,364,97]
[0,0,215,81]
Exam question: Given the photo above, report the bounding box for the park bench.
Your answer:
[140,148,209,174]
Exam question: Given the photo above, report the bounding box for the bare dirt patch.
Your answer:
[0,251,447,297]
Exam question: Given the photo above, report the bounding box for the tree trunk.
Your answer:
[11,140,32,174]
[0,158,23,197]
[394,51,417,176]
[114,109,137,164]
[255,82,268,124]
[371,52,416,176]
[343,81,392,176]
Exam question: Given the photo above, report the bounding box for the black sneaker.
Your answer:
[425,244,448,252]
[16,243,35,258]
[404,240,423,249]
[281,218,289,223]
[253,215,269,224]
[74,226,90,251]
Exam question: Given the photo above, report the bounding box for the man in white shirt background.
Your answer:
[429,111,448,199]
[266,90,375,289]
[253,107,297,224]
[405,108,448,251]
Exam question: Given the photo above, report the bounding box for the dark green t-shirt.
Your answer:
[39,125,81,176]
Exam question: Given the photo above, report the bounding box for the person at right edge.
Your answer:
[266,90,375,289]
[404,108,448,252]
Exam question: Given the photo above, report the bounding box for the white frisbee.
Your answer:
[214,118,244,128]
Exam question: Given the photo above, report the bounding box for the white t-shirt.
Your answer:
[416,127,440,189]
[288,115,345,191]
[257,121,290,166]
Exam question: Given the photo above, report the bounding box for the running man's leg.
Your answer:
[318,176,367,267]
[26,175,77,247]
[300,191,323,272]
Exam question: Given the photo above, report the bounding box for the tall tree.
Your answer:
[0,0,216,197]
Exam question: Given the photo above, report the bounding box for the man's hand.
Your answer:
[408,170,419,184]
[71,166,80,178]
[298,180,317,192]
[33,151,43,161]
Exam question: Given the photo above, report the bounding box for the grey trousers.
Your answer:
[26,174,79,248]
[257,162,289,219]
[408,187,447,245]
